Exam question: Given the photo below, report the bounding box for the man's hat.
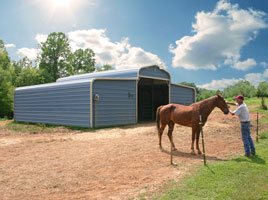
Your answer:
[235,95,244,100]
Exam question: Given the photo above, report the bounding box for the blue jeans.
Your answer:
[241,122,255,155]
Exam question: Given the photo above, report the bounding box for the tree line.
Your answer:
[0,32,113,118]
[180,81,268,109]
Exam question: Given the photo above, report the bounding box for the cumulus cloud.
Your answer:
[198,69,268,90]
[233,58,257,70]
[170,0,268,70]
[198,78,242,90]
[4,43,16,48]
[68,29,164,69]
[260,61,268,68]
[35,33,48,44]
[17,48,40,60]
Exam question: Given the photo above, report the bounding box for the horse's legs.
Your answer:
[167,121,176,151]
[195,127,202,154]
[191,127,196,155]
[158,123,167,148]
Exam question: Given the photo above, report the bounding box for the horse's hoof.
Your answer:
[198,151,202,155]
[191,151,196,155]
[172,148,177,151]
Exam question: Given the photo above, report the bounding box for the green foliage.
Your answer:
[0,40,14,118]
[13,57,45,87]
[71,48,96,74]
[197,88,221,101]
[0,66,14,118]
[96,64,114,72]
[223,80,257,98]
[38,32,73,82]
[257,82,268,110]
[0,40,11,70]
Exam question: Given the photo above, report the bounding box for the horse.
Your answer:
[156,94,229,155]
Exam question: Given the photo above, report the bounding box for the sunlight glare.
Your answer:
[50,0,72,8]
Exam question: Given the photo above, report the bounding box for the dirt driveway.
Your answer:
[0,110,259,200]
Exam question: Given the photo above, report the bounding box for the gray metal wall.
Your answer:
[170,84,195,105]
[139,66,169,80]
[92,79,137,127]
[14,80,91,127]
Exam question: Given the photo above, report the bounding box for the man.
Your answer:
[226,95,256,157]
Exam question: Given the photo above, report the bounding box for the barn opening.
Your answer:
[138,78,169,122]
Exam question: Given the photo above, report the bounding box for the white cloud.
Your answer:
[17,48,40,60]
[198,78,242,90]
[233,58,257,70]
[68,29,164,69]
[199,69,268,90]
[245,72,265,87]
[4,43,16,48]
[170,0,268,70]
[260,61,268,68]
[35,33,48,44]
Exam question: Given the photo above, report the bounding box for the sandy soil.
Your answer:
[0,109,260,200]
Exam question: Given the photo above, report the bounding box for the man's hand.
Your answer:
[229,110,235,116]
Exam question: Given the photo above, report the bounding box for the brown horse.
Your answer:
[156,94,229,154]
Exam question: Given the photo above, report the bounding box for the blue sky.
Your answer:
[1,0,268,90]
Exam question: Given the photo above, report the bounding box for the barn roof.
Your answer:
[56,65,170,83]
[15,65,170,92]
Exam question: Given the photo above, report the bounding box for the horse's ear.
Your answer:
[216,94,223,99]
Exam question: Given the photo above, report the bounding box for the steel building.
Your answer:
[14,65,195,128]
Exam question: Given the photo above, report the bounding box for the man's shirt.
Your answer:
[234,103,250,122]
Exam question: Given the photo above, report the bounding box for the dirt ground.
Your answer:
[0,109,261,200]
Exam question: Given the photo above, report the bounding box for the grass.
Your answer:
[4,121,59,134]
[151,131,268,200]
[0,117,9,121]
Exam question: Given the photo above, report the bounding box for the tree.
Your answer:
[38,32,72,82]
[0,40,11,70]
[71,48,96,74]
[15,57,45,87]
[0,40,14,117]
[223,80,256,98]
[96,64,113,72]
[257,81,268,110]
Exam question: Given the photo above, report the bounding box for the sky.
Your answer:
[1,0,268,90]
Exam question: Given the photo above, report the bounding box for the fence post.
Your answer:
[199,115,206,166]
[256,112,259,143]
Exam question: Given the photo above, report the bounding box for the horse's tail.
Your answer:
[156,106,163,132]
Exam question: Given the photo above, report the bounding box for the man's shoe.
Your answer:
[251,152,256,156]
[244,154,250,157]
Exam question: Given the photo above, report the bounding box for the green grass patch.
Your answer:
[0,117,9,121]
[152,132,268,200]
[4,121,58,134]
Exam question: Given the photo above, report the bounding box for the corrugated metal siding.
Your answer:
[139,66,169,80]
[92,80,136,127]
[14,80,91,127]
[170,84,195,105]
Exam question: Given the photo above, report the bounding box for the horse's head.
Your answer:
[215,94,229,114]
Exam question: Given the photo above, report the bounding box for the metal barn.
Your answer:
[14,65,195,128]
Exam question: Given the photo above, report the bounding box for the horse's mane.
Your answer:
[192,95,218,106]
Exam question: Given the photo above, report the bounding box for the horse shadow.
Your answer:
[160,147,228,162]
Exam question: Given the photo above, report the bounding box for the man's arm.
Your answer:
[226,101,236,106]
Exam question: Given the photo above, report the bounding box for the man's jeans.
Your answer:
[241,122,255,155]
